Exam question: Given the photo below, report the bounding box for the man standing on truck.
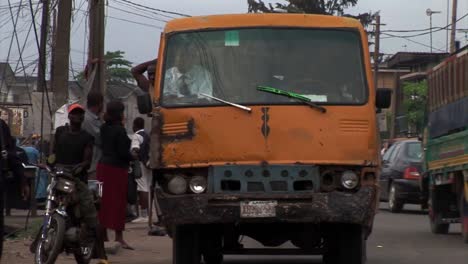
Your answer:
[131,59,157,93]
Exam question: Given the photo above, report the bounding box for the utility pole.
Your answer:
[34,0,50,218]
[446,0,450,52]
[87,0,106,95]
[373,15,381,90]
[51,0,72,109]
[37,0,49,93]
[450,0,458,53]
[426,9,441,53]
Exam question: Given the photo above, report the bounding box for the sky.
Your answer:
[1,0,468,76]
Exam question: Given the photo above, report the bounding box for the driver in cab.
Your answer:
[163,44,213,103]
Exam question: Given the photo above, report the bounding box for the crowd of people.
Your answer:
[0,59,161,262]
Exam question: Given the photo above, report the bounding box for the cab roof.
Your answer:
[164,13,364,34]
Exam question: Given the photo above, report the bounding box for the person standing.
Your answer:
[130,117,151,224]
[0,119,27,260]
[82,91,104,180]
[96,101,133,249]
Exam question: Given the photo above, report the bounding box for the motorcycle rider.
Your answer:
[53,103,107,261]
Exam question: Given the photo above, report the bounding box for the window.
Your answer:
[161,28,368,107]
[406,142,422,160]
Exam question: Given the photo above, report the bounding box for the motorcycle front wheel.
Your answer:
[35,214,65,264]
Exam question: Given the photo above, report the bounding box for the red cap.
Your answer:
[68,103,85,114]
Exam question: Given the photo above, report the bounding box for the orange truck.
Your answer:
[138,13,391,264]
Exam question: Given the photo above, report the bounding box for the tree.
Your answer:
[76,50,133,85]
[403,80,428,134]
[105,50,133,84]
[247,0,376,27]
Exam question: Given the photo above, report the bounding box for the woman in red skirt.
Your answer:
[96,101,133,249]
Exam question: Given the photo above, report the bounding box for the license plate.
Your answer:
[240,201,277,218]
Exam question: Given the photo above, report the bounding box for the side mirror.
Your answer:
[376,88,392,109]
[137,93,153,114]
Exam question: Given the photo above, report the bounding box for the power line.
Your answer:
[28,0,52,118]
[108,4,169,23]
[111,0,177,20]
[115,0,190,18]
[382,33,446,52]
[383,12,468,39]
[1,0,23,98]
[8,0,34,107]
[75,8,163,29]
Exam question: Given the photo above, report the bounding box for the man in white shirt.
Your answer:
[163,48,213,102]
[130,117,152,224]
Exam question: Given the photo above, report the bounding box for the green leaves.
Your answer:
[403,80,428,132]
[247,0,375,27]
[75,50,133,85]
[104,50,133,84]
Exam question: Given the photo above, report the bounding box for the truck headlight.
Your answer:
[189,176,207,194]
[167,175,187,195]
[341,170,359,190]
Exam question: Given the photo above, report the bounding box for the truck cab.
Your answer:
[145,13,390,264]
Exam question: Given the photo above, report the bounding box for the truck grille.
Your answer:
[210,165,319,193]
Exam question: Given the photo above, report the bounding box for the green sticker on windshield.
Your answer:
[225,30,239,46]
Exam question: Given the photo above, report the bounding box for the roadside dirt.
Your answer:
[2,223,172,264]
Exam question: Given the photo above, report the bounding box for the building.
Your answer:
[0,62,142,138]
[383,52,449,138]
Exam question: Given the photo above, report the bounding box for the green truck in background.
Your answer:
[422,45,468,242]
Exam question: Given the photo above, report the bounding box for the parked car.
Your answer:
[379,139,423,212]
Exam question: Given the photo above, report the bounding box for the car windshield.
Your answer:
[161,28,368,107]
[406,142,422,160]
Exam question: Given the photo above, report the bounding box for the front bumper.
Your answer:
[393,179,422,204]
[156,186,377,227]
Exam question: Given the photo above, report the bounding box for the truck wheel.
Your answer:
[323,224,366,264]
[459,188,468,243]
[201,227,223,264]
[172,225,201,264]
[429,189,449,234]
[339,224,366,264]
[388,184,403,213]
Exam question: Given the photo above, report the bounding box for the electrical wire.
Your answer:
[7,0,34,106]
[382,12,468,39]
[28,0,53,121]
[111,0,177,20]
[382,33,446,52]
[0,0,24,99]
[108,4,168,23]
[75,8,163,29]
[114,0,190,18]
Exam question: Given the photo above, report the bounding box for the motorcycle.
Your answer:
[30,164,103,264]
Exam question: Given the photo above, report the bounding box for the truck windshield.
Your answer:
[161,28,367,107]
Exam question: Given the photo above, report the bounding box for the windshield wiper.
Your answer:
[200,93,252,113]
[257,86,327,113]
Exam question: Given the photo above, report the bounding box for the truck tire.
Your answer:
[388,183,403,213]
[323,224,366,264]
[429,189,449,234]
[172,225,201,264]
[460,188,468,243]
[201,226,223,264]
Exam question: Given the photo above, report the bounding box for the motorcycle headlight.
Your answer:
[167,175,188,195]
[341,170,359,190]
[189,176,207,194]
